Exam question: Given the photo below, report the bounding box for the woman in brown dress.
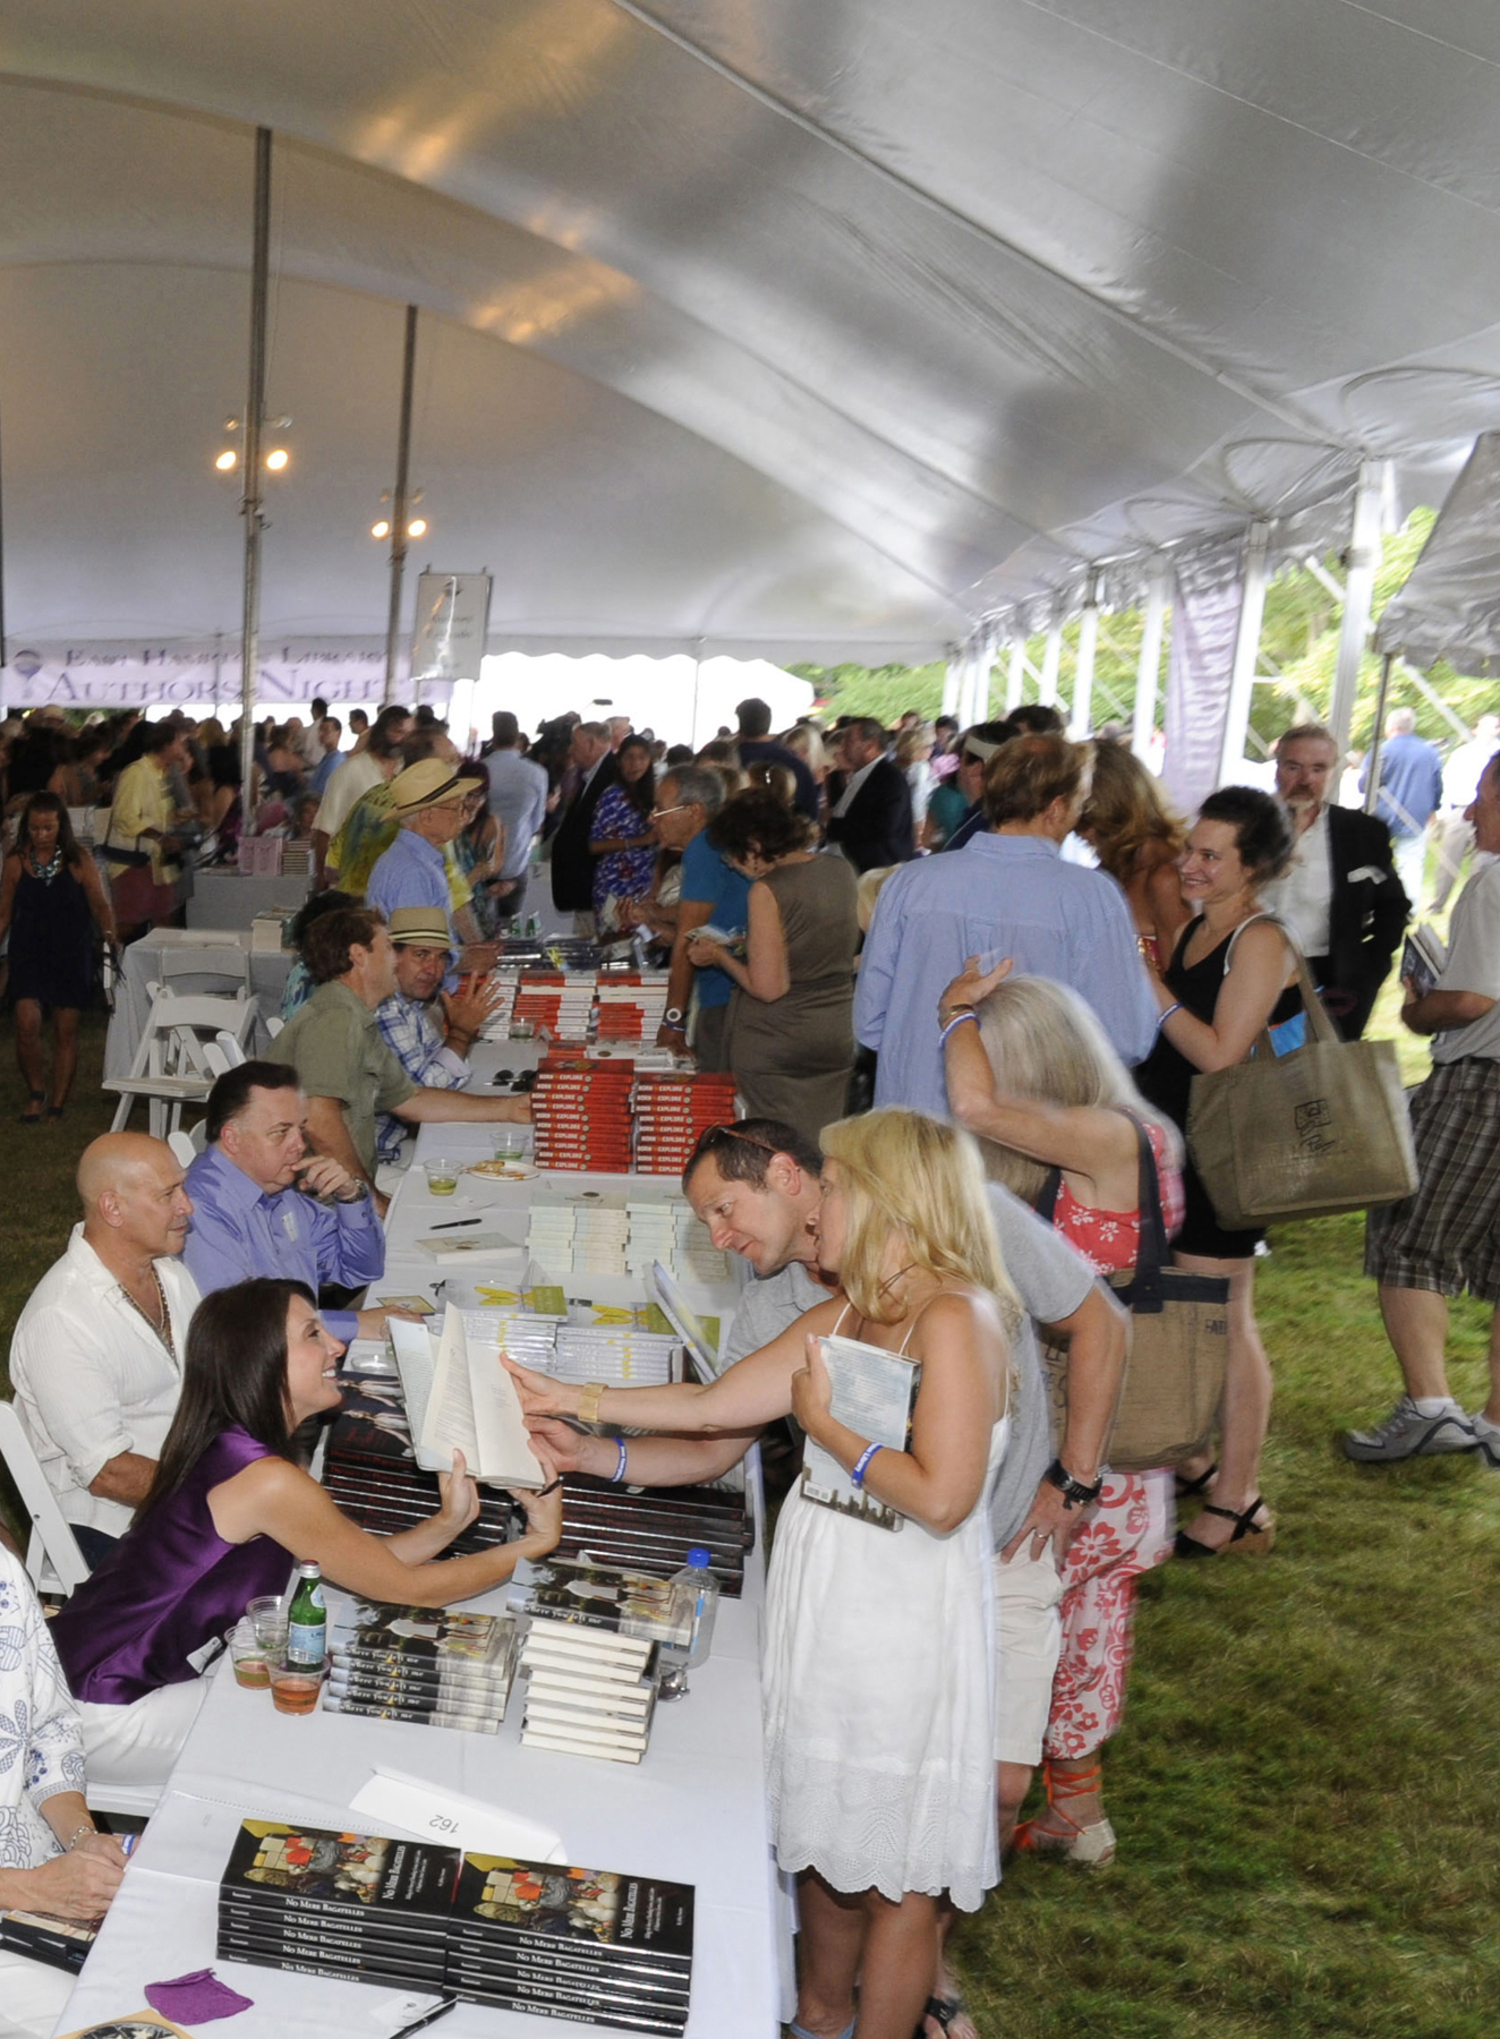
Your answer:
[686,787,859,1135]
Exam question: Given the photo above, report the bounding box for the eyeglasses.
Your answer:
[692,1123,781,1159]
[651,802,693,819]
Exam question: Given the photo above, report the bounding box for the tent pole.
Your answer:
[1005,638,1024,712]
[1071,584,1099,736]
[383,304,419,708]
[1216,522,1270,788]
[1328,459,1385,764]
[940,650,963,721]
[1363,652,1396,816]
[1039,624,1062,707]
[1132,574,1166,760]
[238,126,272,836]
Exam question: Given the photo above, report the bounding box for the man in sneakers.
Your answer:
[1345,747,1500,1466]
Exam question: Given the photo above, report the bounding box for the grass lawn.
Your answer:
[2,948,1496,2037]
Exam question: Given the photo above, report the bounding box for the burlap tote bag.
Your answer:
[1038,1119,1229,1472]
[1186,919,1418,1231]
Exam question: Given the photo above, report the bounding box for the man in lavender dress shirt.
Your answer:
[854,733,1157,1117]
[182,1062,398,1343]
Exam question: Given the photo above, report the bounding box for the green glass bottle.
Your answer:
[285,1562,326,1669]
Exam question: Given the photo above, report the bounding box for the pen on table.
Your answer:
[429,1217,482,1231]
[389,1999,458,2039]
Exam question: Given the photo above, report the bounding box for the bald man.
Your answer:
[9,1134,197,1565]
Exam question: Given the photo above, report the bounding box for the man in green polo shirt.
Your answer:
[267,904,528,1214]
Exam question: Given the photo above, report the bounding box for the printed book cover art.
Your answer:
[453,1856,693,1966]
[220,1820,460,1922]
[512,1557,692,1648]
[330,1600,513,1668]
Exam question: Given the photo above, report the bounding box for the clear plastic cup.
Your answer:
[424,1159,460,1196]
[228,1620,272,1690]
[246,1596,286,1653]
[492,1131,526,1162]
[270,1659,325,1716]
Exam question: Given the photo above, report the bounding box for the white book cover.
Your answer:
[799,1333,920,1533]
[396,1308,547,1489]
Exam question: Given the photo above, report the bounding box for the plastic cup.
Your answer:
[228,1621,272,1690]
[424,1159,460,1196]
[247,1596,286,1652]
[270,1658,325,1715]
[492,1131,526,1162]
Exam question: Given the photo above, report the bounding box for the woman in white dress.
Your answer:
[507,1108,1014,2039]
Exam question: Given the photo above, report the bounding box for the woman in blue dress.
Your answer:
[0,794,115,1122]
[589,735,657,930]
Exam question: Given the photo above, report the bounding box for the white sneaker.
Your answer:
[1342,1396,1477,1463]
[1469,1412,1500,1470]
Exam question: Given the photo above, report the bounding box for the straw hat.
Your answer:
[386,906,452,947]
[389,757,463,814]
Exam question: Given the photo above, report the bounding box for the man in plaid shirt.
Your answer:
[375,906,501,1165]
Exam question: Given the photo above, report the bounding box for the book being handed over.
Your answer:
[390,1307,547,1490]
[800,1332,920,1533]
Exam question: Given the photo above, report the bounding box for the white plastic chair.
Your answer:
[265,1014,284,1039]
[104,987,259,1140]
[0,1400,89,1598]
[167,1125,209,1167]
[213,1030,248,1068]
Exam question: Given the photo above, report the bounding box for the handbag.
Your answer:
[1186,918,1418,1230]
[1037,1118,1229,1471]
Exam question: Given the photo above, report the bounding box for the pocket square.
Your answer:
[1348,865,1386,883]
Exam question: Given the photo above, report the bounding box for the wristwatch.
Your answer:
[662,1008,686,1027]
[1043,1458,1104,1508]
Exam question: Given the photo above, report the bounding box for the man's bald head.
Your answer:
[78,1133,192,1262]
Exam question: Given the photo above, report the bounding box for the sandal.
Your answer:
[1174,1496,1275,1558]
[18,1088,45,1124]
[1173,1460,1218,1501]
[45,1105,64,1122]
[1013,1761,1117,1868]
[914,1991,970,2037]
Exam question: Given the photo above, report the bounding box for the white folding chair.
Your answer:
[264,1014,285,1039]
[213,1030,248,1068]
[104,988,259,1139]
[0,1400,89,1598]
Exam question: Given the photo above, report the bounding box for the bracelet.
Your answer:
[849,1442,882,1489]
[576,1382,606,1425]
[939,1010,979,1048]
[1157,1002,1183,1032]
[65,1823,98,1851]
[610,1438,629,1484]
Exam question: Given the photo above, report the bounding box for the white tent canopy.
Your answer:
[1377,432,1500,679]
[4,4,1500,666]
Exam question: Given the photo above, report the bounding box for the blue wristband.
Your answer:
[939,1010,979,1048]
[610,1438,628,1485]
[849,1443,882,1489]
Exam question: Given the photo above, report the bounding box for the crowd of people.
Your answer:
[1,682,1498,2039]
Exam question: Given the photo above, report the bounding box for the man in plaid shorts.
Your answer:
[1345,750,1500,1464]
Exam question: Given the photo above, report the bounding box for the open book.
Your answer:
[389,1308,547,1490]
[800,1333,920,1533]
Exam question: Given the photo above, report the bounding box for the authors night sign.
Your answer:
[0,644,455,710]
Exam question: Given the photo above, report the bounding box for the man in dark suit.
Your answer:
[548,720,620,930]
[825,718,914,873]
[1266,723,1409,1039]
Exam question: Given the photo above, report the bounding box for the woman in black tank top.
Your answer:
[1136,787,1300,1559]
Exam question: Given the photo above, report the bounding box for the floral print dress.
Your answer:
[0,1548,88,1873]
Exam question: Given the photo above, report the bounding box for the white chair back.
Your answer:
[0,1400,90,1597]
[167,1129,197,1168]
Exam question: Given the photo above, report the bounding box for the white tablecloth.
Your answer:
[187,869,312,930]
[105,932,293,1081]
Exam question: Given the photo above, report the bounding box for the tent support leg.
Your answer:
[383,304,419,708]
[1039,625,1062,707]
[1005,639,1025,713]
[1216,521,1270,788]
[1132,575,1166,760]
[941,653,964,721]
[1070,591,1098,737]
[1363,652,1396,816]
[237,125,272,837]
[1328,459,1386,764]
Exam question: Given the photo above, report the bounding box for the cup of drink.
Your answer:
[493,1131,526,1162]
[228,1620,271,1690]
[246,1596,286,1654]
[269,1658,325,1716]
[424,1159,460,1196]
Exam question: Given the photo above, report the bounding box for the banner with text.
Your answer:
[0,645,453,713]
[1162,558,1244,814]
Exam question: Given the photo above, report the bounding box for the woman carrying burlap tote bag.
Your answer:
[1038,1116,1229,1471]
[1187,921,1418,1231]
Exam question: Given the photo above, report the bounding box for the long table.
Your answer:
[58,1056,788,2037]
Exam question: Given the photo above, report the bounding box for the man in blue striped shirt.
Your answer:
[854,734,1157,1118]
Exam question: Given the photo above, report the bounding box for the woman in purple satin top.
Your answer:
[51,1278,564,1796]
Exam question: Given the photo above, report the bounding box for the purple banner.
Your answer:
[1162,564,1243,815]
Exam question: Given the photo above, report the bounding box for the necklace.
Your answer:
[121,1265,175,1357]
[27,847,64,885]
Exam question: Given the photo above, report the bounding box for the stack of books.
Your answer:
[477,964,522,1039]
[324,1603,519,1733]
[595,971,671,1042]
[518,1618,660,1765]
[217,1821,454,1991]
[509,1553,694,1650]
[217,1820,695,2033]
[531,1056,635,1171]
[631,1072,740,1175]
[448,1852,693,2031]
[514,970,597,1043]
[553,1323,681,1386]
[0,1907,100,1975]
[320,1387,518,1554]
[625,1197,730,1283]
[555,1475,754,1596]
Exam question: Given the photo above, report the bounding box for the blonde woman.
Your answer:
[508,1109,1014,2039]
[1077,741,1190,968]
[942,960,1184,1867]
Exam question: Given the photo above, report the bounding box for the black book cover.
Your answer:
[509,1557,692,1648]
[452,1857,693,1972]
[328,1662,512,1707]
[219,1821,461,1932]
[328,1601,513,1668]
[451,1981,686,2035]
[323,1694,502,1733]
[218,1892,449,1953]
[0,1910,96,1973]
[449,1941,692,2001]
[217,1922,448,1982]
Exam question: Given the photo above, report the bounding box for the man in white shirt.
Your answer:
[9,1134,198,1566]
[1431,713,1500,911]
